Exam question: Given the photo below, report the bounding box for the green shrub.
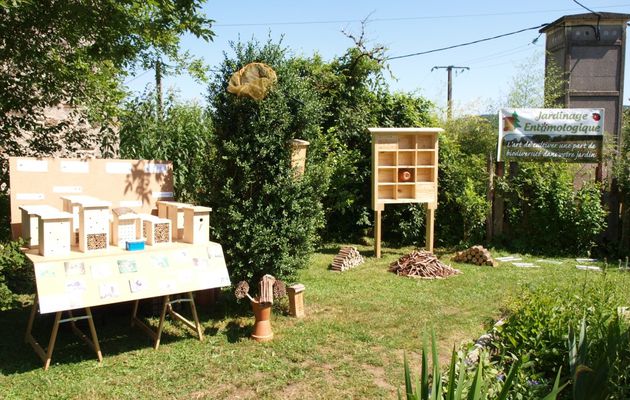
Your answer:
[206,39,330,283]
[0,239,32,310]
[499,163,607,255]
[119,90,214,204]
[436,116,495,247]
[296,46,436,244]
[493,272,630,397]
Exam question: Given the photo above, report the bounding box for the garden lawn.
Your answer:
[1,245,628,399]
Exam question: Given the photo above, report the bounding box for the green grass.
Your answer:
[1,245,628,399]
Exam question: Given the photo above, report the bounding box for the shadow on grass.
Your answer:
[224,320,251,343]
[0,294,257,375]
[0,303,154,375]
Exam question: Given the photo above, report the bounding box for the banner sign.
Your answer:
[498,108,604,162]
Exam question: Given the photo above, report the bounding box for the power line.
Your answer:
[213,4,630,27]
[387,24,548,61]
[124,69,152,84]
[461,43,532,64]
[572,0,602,16]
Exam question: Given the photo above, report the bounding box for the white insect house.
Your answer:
[111,208,140,247]
[61,195,100,246]
[19,205,59,248]
[157,201,190,241]
[36,210,73,257]
[140,214,172,245]
[182,205,212,244]
[77,199,111,252]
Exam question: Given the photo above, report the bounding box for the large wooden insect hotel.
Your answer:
[369,127,441,257]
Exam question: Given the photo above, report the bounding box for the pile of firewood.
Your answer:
[388,250,461,279]
[330,246,364,271]
[452,246,497,267]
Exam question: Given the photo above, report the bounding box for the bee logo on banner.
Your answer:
[498,108,604,163]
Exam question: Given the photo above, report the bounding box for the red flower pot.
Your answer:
[251,300,273,342]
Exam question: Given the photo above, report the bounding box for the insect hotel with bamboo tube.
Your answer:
[369,127,442,257]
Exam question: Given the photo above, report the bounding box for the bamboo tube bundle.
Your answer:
[389,250,461,279]
[330,246,364,271]
[452,245,498,267]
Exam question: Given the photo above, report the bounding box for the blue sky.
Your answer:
[126,1,630,116]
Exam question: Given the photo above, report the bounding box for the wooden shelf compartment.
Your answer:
[378,152,396,166]
[397,168,415,183]
[378,185,396,200]
[416,135,436,149]
[396,184,415,200]
[398,135,416,149]
[397,151,415,166]
[416,151,435,165]
[416,168,434,182]
[375,135,398,151]
[378,168,396,183]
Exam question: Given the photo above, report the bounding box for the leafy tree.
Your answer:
[0,0,214,184]
[295,36,435,243]
[119,90,214,204]
[438,116,495,246]
[0,0,214,241]
[206,39,330,283]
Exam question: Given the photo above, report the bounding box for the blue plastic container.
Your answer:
[126,239,145,251]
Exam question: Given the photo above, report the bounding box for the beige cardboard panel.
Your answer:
[9,157,174,239]
[27,241,230,314]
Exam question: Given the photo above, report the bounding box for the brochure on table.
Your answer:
[27,242,230,314]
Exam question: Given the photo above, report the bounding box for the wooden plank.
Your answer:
[374,210,382,258]
[425,206,435,253]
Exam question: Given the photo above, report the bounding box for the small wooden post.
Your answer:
[425,205,435,252]
[374,209,382,258]
[492,161,505,236]
[287,284,305,318]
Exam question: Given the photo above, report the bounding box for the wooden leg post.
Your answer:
[425,204,435,253]
[374,209,382,258]
[132,293,204,350]
[43,312,62,371]
[25,295,102,370]
[154,295,170,350]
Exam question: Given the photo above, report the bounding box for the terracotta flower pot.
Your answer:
[251,300,273,342]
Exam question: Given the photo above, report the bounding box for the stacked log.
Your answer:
[388,250,461,279]
[452,246,497,267]
[330,247,364,271]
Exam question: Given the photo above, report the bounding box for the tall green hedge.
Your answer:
[206,40,330,283]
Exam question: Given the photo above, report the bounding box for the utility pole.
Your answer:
[431,65,469,119]
[155,57,163,121]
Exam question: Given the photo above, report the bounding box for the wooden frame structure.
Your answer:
[369,128,442,257]
[131,292,203,350]
[25,295,102,371]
